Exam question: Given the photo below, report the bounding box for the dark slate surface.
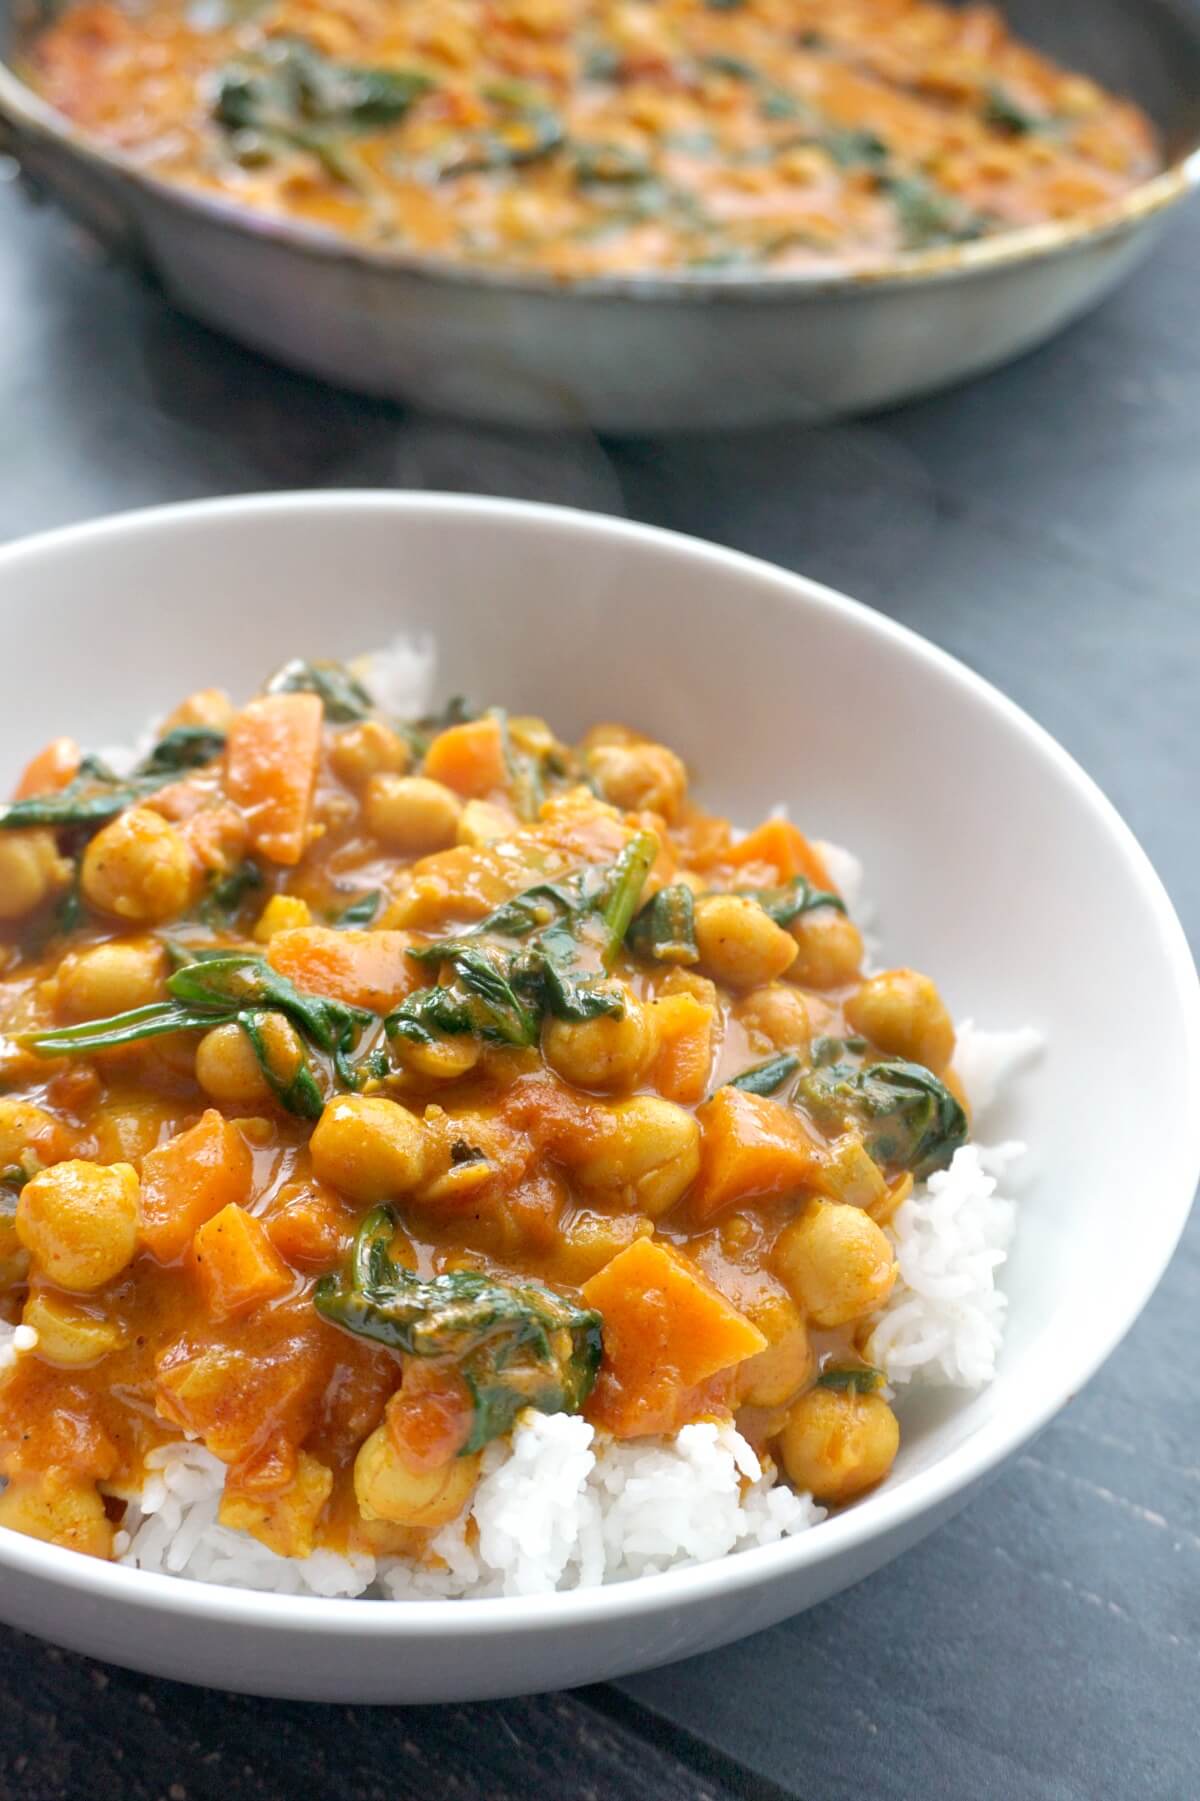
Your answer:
[1,168,1198,1801]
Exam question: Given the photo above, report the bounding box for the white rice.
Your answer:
[2,640,1044,1597]
[356,635,438,719]
[119,1417,823,1600]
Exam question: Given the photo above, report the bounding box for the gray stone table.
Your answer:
[0,168,1197,1801]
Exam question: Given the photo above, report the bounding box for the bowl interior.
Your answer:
[0,493,1194,1515]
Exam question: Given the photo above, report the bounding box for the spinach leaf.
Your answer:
[169,951,374,1087]
[0,727,226,832]
[734,873,846,927]
[136,726,227,776]
[810,1033,867,1067]
[238,1008,325,1119]
[386,946,539,1050]
[598,830,659,971]
[314,1207,602,1452]
[398,836,651,1049]
[822,128,889,167]
[22,948,379,1115]
[572,141,653,185]
[200,859,263,923]
[883,175,988,250]
[333,889,384,928]
[428,97,564,179]
[983,82,1042,136]
[627,883,699,966]
[511,921,625,1024]
[266,657,374,723]
[405,879,582,964]
[491,708,547,823]
[727,1052,801,1096]
[215,40,432,140]
[817,1364,885,1393]
[799,1057,967,1179]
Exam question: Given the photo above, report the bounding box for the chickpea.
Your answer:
[0,1098,70,1172]
[543,989,654,1090]
[785,910,864,989]
[738,1291,813,1408]
[16,1158,139,1292]
[162,687,234,732]
[354,1421,480,1527]
[195,1021,273,1107]
[55,937,167,1022]
[330,719,410,790]
[694,895,798,990]
[774,1200,896,1327]
[390,1032,481,1083]
[310,1094,428,1202]
[22,1288,125,1367]
[81,807,199,924]
[778,1387,900,1504]
[0,829,70,921]
[845,969,956,1074]
[574,1096,700,1216]
[365,775,463,855]
[587,739,688,822]
[0,1472,113,1558]
[735,983,811,1051]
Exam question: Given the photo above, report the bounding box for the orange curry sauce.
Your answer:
[0,664,966,1564]
[25,0,1159,277]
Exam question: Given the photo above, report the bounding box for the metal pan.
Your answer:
[2,0,1198,430]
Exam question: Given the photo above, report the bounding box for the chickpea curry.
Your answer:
[25,0,1159,279]
[0,657,971,1568]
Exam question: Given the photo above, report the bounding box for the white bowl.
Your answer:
[0,493,1195,1702]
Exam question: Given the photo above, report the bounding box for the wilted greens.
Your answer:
[799,1057,968,1179]
[21,948,380,1119]
[816,1364,885,1394]
[214,39,434,176]
[727,1052,801,1097]
[266,657,375,723]
[314,1207,602,1451]
[391,834,658,1050]
[627,883,699,966]
[734,873,846,927]
[0,730,226,833]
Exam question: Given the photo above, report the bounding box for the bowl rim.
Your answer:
[1,55,1198,305]
[0,489,1196,1641]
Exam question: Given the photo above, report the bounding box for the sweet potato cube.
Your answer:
[224,692,322,866]
[15,736,81,800]
[193,1203,292,1321]
[722,819,833,889]
[692,1087,822,1222]
[582,1237,766,1438]
[218,1450,333,1558]
[421,716,507,798]
[267,925,419,1011]
[155,1328,325,1464]
[139,1109,253,1264]
[648,992,714,1104]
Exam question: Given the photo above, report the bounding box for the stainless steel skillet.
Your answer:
[1,0,1198,430]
